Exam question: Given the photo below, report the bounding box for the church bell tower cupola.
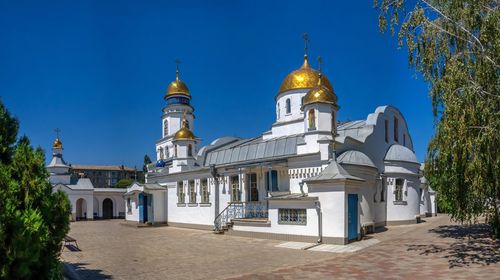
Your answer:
[156,60,196,165]
[171,114,198,171]
[47,129,72,185]
[299,59,340,161]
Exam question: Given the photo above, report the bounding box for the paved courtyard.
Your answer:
[62,215,500,280]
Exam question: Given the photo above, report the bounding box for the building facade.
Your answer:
[47,138,127,221]
[71,164,143,188]
[125,49,437,244]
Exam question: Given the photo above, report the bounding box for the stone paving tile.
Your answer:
[62,216,500,280]
[228,215,500,280]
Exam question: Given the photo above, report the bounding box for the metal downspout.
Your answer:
[315,200,322,244]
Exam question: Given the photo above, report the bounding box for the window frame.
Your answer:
[278,208,307,225]
[285,98,291,114]
[188,180,196,204]
[200,179,209,204]
[247,173,258,202]
[230,175,240,202]
[394,117,399,142]
[177,181,185,204]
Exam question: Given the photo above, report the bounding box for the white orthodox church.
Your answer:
[125,47,436,244]
[47,139,126,221]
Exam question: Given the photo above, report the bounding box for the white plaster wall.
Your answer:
[152,190,166,222]
[341,164,378,226]
[386,176,421,222]
[275,90,308,123]
[94,193,126,218]
[167,180,215,226]
[125,194,139,222]
[232,200,319,238]
[308,183,348,239]
[268,120,304,139]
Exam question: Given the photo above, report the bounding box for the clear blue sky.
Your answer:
[0,0,433,168]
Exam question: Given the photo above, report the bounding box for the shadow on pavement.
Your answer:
[64,262,112,280]
[407,223,500,268]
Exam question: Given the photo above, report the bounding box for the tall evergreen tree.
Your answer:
[143,154,152,173]
[376,0,499,237]
[0,100,71,279]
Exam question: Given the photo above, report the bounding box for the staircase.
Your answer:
[213,202,244,234]
[213,202,269,234]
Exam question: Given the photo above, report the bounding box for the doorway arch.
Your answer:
[102,198,114,219]
[76,198,87,221]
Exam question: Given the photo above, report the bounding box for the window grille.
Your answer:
[278,208,307,225]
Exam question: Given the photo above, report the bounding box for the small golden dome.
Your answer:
[302,73,337,108]
[278,55,333,95]
[165,70,190,99]
[53,138,63,149]
[173,119,196,141]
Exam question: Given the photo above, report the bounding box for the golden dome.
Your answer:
[302,73,337,108]
[165,70,190,99]
[53,138,63,149]
[278,55,333,95]
[173,119,196,141]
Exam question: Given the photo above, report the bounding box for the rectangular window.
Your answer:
[265,170,279,192]
[403,134,406,146]
[188,180,196,204]
[394,117,399,142]
[278,208,307,225]
[201,179,209,203]
[247,173,258,202]
[384,119,389,143]
[177,181,185,204]
[230,176,240,202]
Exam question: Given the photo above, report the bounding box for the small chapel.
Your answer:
[124,38,437,244]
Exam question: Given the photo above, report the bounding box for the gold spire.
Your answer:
[278,34,333,95]
[173,111,196,141]
[165,59,190,99]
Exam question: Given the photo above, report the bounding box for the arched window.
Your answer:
[277,104,280,119]
[301,96,304,106]
[185,119,190,129]
[165,147,170,158]
[159,147,164,160]
[286,98,291,114]
[188,144,193,157]
[163,120,168,137]
[174,145,178,157]
[308,109,316,130]
[394,178,404,201]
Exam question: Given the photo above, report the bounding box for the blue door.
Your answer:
[143,195,148,222]
[347,194,358,241]
[138,193,148,223]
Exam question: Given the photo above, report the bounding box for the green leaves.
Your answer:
[376,0,500,237]
[0,100,71,279]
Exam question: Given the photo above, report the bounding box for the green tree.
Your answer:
[0,100,71,279]
[115,178,134,188]
[143,154,152,173]
[376,0,499,237]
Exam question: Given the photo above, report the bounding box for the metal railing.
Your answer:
[213,201,268,232]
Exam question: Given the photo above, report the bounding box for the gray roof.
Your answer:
[47,155,69,168]
[61,178,94,190]
[204,134,302,167]
[337,150,376,168]
[94,188,127,193]
[385,144,418,163]
[305,160,364,182]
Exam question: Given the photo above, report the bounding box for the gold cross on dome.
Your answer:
[303,33,309,55]
[317,56,323,72]
[175,58,182,80]
[54,128,61,139]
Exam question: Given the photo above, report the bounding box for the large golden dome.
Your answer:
[165,70,190,99]
[173,119,196,141]
[302,73,337,108]
[278,55,333,95]
[53,138,63,149]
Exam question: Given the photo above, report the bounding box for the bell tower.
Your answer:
[156,60,195,165]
